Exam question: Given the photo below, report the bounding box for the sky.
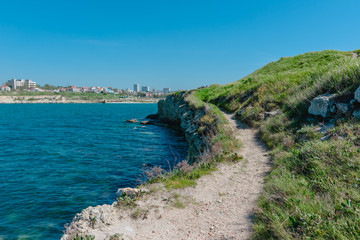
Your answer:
[0,0,359,90]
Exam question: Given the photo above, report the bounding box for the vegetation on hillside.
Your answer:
[192,50,360,239]
[145,91,241,190]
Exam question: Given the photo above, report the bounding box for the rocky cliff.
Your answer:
[157,92,210,163]
[61,92,216,239]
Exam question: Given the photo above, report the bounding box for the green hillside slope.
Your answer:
[193,50,360,239]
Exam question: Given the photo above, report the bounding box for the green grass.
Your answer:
[171,193,186,209]
[131,207,148,219]
[189,49,360,239]
[162,163,217,190]
[195,50,360,125]
[73,234,95,240]
[116,195,137,208]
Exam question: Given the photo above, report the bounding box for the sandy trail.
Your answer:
[64,111,270,240]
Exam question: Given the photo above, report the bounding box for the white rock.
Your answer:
[355,86,360,102]
[308,94,337,117]
[116,187,140,198]
[336,103,352,114]
[353,109,360,118]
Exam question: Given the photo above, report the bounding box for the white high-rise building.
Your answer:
[8,79,37,90]
[133,84,140,92]
[25,80,36,89]
[163,88,171,94]
[141,86,150,92]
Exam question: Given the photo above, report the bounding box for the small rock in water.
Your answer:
[126,119,138,123]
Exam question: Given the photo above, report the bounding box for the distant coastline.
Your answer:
[0,95,160,104]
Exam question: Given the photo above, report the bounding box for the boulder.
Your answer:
[140,121,150,125]
[353,109,360,119]
[336,103,352,114]
[355,86,360,102]
[116,187,140,198]
[64,204,116,234]
[126,119,138,123]
[308,94,337,117]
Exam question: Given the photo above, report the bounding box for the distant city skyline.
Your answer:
[2,79,175,92]
[0,1,359,90]
[1,78,175,95]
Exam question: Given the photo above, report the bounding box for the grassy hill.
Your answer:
[191,50,360,239]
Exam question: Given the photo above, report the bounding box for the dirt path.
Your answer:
[63,112,270,240]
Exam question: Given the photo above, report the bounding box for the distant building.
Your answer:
[0,86,11,91]
[89,87,98,93]
[70,85,81,92]
[106,87,114,94]
[81,87,89,92]
[133,84,140,92]
[32,88,42,92]
[8,79,36,90]
[163,88,171,94]
[141,86,150,92]
[25,80,36,89]
[125,88,134,94]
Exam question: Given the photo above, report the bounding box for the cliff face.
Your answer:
[157,92,209,163]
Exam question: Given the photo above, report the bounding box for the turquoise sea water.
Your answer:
[0,103,187,240]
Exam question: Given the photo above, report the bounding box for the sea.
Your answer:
[0,103,188,240]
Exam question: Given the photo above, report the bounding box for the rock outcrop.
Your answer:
[116,188,140,198]
[308,94,337,117]
[157,92,210,162]
[353,109,360,118]
[61,204,119,240]
[62,92,216,239]
[355,86,360,102]
[308,87,360,119]
[336,103,352,114]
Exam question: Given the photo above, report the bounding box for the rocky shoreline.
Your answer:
[61,92,212,239]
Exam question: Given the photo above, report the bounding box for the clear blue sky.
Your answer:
[0,0,359,90]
